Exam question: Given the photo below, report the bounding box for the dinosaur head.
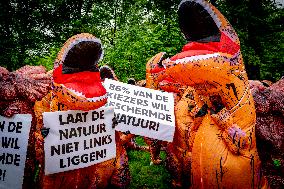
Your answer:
[157,0,244,89]
[52,33,107,110]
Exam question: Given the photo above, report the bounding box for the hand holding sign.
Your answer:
[104,79,175,142]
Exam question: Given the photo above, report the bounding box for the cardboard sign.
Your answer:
[0,114,32,189]
[43,107,116,175]
[104,79,175,142]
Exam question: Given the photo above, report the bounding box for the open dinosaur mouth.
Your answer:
[164,52,220,67]
[61,39,103,74]
[53,34,106,102]
[153,0,241,89]
[160,32,240,74]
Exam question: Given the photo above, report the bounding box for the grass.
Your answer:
[127,137,171,189]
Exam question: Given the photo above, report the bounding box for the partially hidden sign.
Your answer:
[104,79,175,142]
[43,107,116,175]
[0,114,32,189]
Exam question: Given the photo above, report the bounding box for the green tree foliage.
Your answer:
[0,0,283,81]
[101,0,184,82]
[216,0,284,80]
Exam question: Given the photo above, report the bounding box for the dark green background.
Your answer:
[0,0,283,81]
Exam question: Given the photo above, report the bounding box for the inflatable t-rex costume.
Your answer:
[34,33,130,188]
[146,0,267,188]
[0,65,51,188]
[250,79,284,188]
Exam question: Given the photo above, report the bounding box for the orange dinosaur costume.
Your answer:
[34,33,130,188]
[146,0,267,188]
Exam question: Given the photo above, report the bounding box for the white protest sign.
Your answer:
[0,114,32,189]
[43,107,116,175]
[104,78,175,142]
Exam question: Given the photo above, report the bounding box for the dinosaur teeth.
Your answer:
[63,85,107,102]
[162,53,221,68]
[66,86,86,98]
[87,94,107,102]
[175,53,221,64]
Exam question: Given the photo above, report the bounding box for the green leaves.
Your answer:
[0,0,282,81]
[273,159,281,168]
[217,0,284,81]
